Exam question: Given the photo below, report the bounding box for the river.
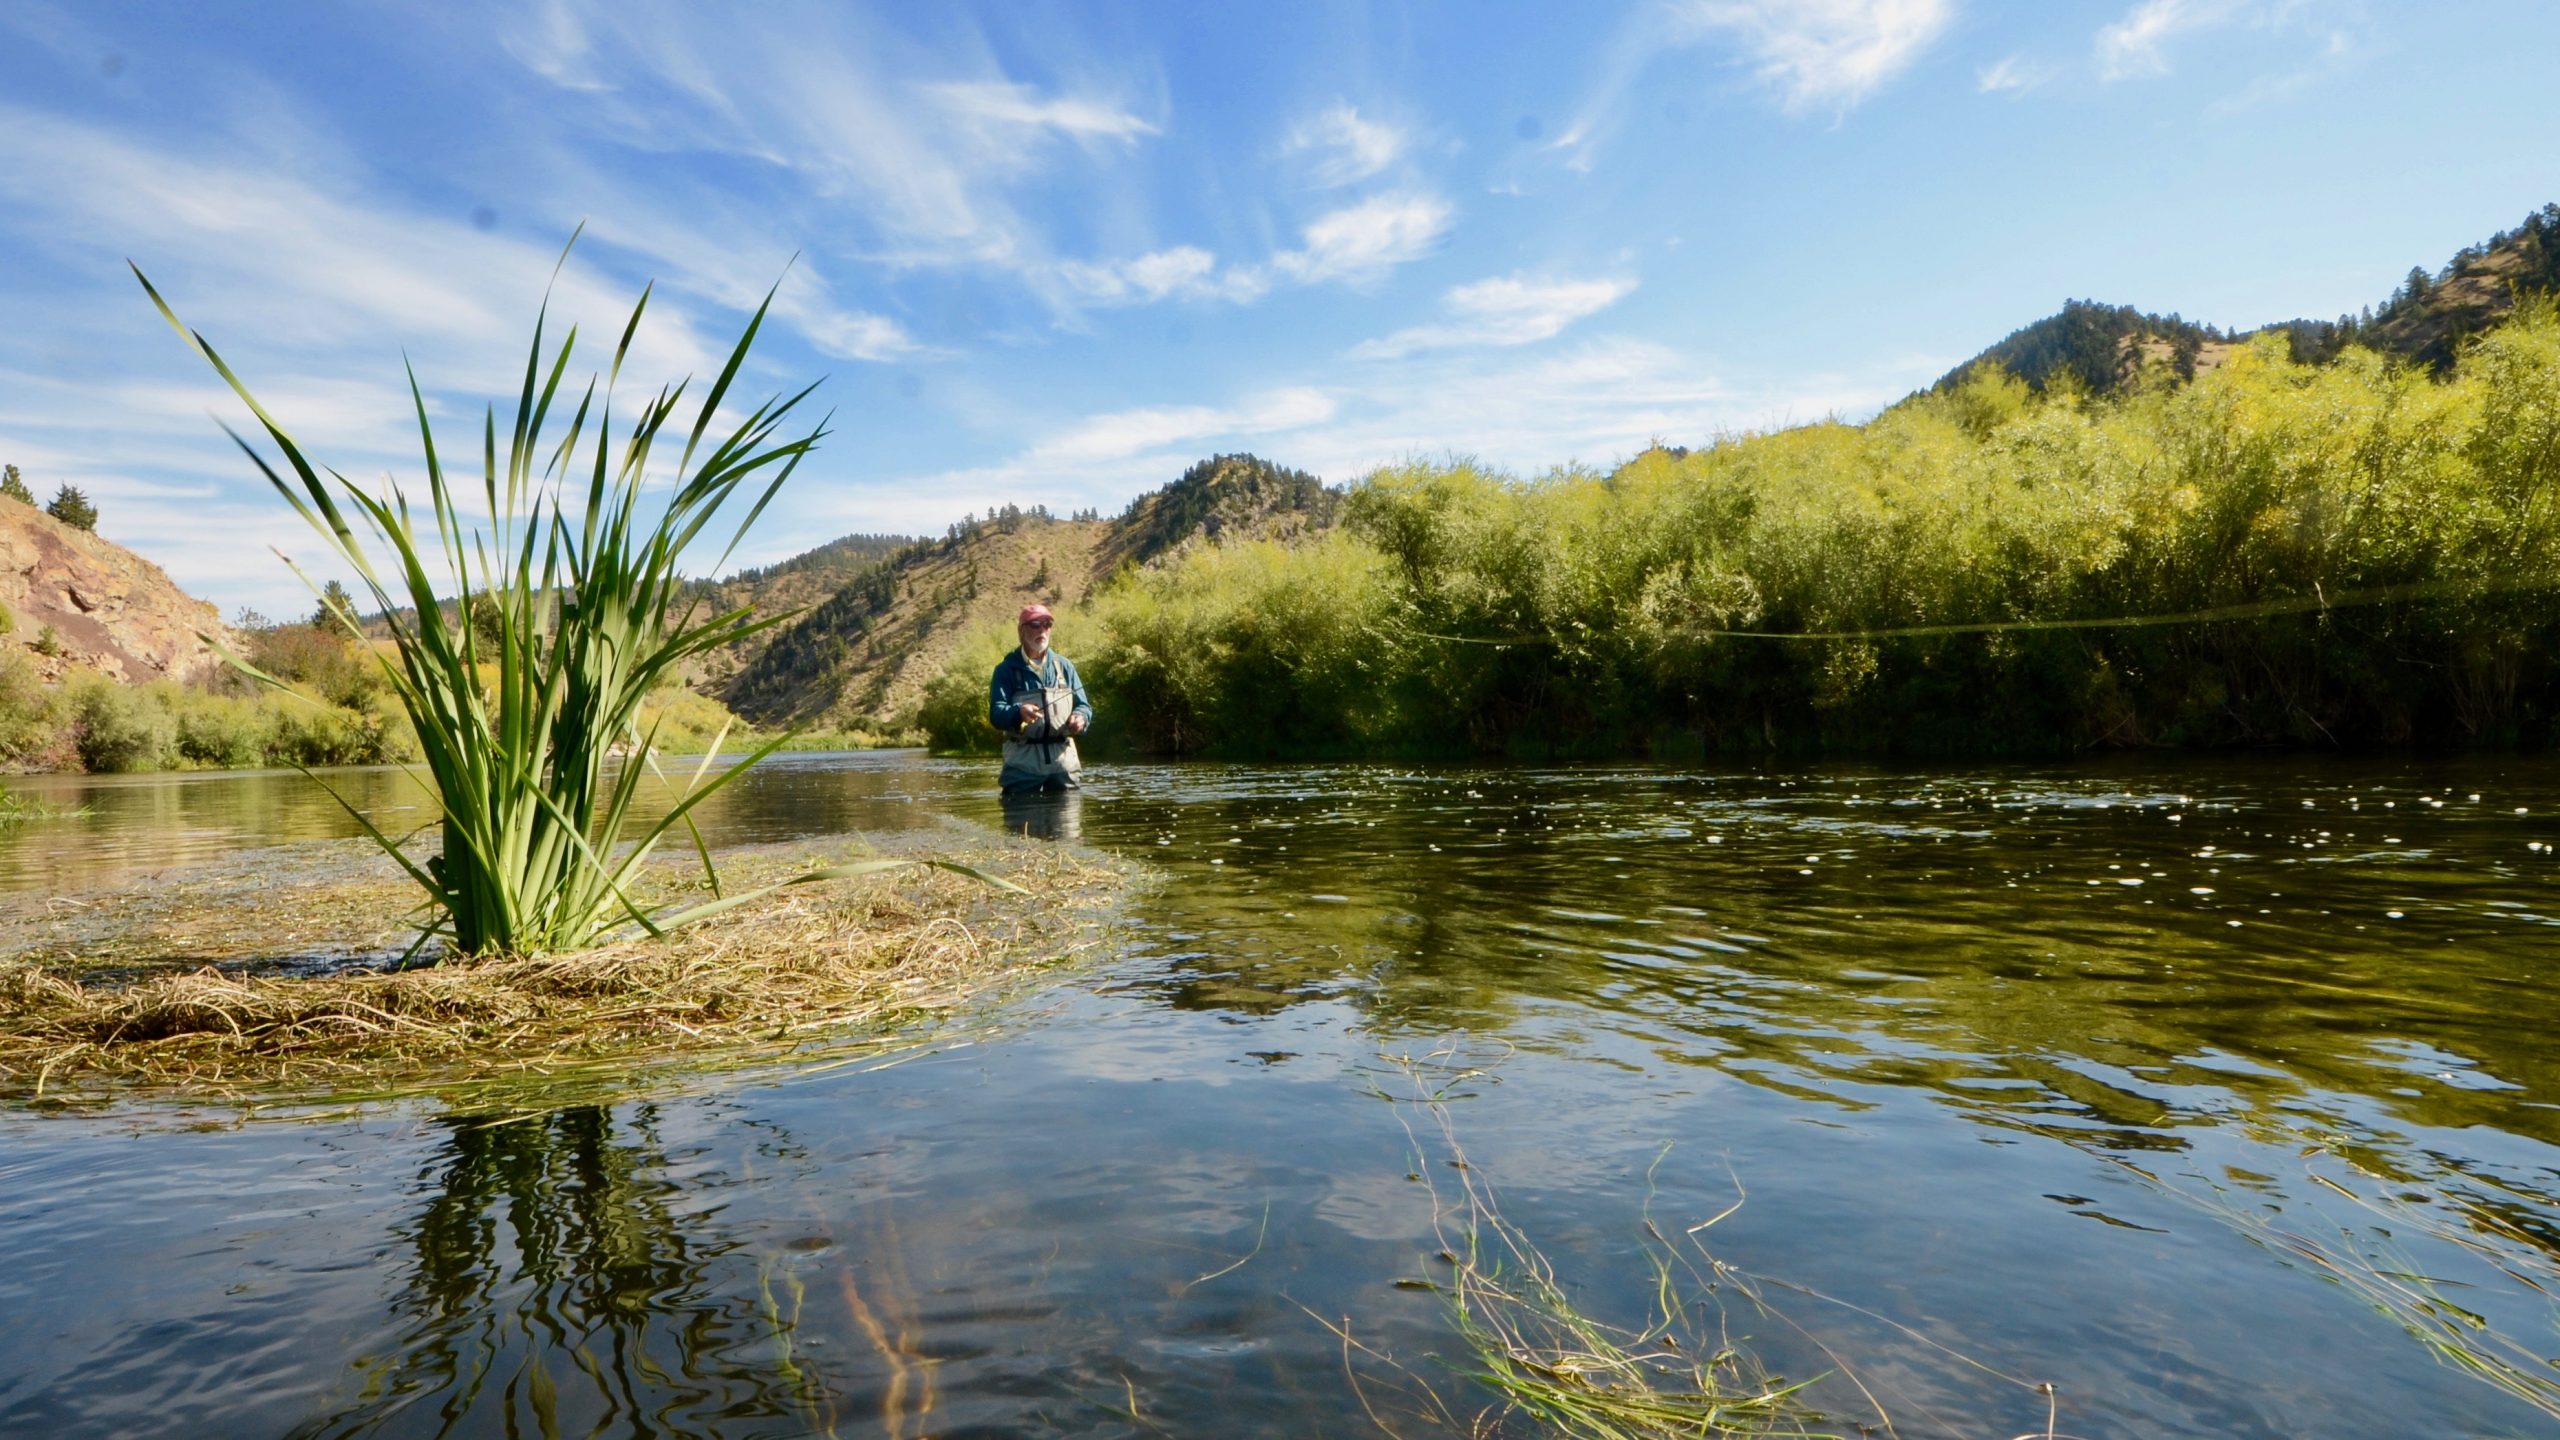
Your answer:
[2,751,2556,1437]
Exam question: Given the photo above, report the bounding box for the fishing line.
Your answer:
[1367,573,2559,649]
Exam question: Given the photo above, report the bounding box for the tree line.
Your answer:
[927,304,2560,759]
[1,463,101,532]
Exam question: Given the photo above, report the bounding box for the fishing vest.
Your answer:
[1001,653,1082,788]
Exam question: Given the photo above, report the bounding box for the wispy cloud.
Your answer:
[0,104,721,387]
[2095,0,2357,94]
[1672,0,1956,113]
[1271,192,1454,285]
[813,339,1947,542]
[1281,102,1408,187]
[925,80,1161,142]
[1353,273,1636,359]
[2097,0,2225,79]
[1976,54,2054,94]
[1053,246,1271,306]
[1030,387,1336,465]
[1543,0,1949,172]
[497,1,1163,279]
[2205,25,2357,115]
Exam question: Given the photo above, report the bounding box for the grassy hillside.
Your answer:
[679,531,913,690]
[721,454,1334,728]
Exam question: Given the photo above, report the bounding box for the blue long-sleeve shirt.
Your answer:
[988,648,1093,738]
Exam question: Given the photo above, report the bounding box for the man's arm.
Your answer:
[988,659,1023,733]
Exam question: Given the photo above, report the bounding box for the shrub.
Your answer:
[70,677,177,772]
[32,625,60,658]
[0,649,58,760]
[917,623,1018,755]
[247,623,374,707]
[172,689,274,769]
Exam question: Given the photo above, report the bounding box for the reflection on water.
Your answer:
[4,753,2559,1436]
[0,750,973,894]
[298,1106,843,1440]
[996,787,1083,842]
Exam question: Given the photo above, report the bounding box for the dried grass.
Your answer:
[0,836,1129,1104]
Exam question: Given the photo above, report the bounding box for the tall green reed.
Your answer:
[136,244,853,956]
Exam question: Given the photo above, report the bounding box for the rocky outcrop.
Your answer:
[0,499,228,684]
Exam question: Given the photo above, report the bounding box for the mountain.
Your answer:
[720,454,1332,727]
[678,531,913,690]
[1936,202,2560,398]
[0,495,227,684]
[1932,301,2237,397]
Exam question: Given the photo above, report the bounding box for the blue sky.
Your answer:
[3,0,2557,619]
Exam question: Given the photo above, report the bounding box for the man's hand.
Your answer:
[1018,701,1044,729]
[1063,712,1087,736]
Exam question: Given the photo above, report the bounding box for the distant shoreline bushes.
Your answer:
[928,310,2560,759]
[0,621,786,776]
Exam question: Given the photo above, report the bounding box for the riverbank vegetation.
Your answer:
[0,621,811,774]
[0,836,1123,1104]
[929,306,2560,759]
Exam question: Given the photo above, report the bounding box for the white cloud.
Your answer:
[1281,102,1408,187]
[1030,388,1336,465]
[496,2,1162,278]
[1542,0,1946,173]
[1976,54,2054,94]
[2096,0,2241,79]
[1353,273,1636,359]
[1053,246,1270,306]
[1271,193,1454,284]
[794,308,917,362]
[1673,0,1955,112]
[815,340,1948,542]
[925,80,1160,142]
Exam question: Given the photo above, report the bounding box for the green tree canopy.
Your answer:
[0,465,31,505]
[44,484,97,532]
[314,579,359,629]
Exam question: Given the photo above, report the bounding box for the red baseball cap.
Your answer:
[1018,603,1054,625]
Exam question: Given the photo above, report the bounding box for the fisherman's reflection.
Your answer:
[999,785,1083,841]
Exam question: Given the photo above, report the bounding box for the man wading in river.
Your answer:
[989,603,1092,795]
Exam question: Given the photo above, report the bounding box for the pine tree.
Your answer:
[0,465,30,505]
[45,484,97,532]
[314,579,358,629]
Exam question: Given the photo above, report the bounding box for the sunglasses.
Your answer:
[1021,618,1053,629]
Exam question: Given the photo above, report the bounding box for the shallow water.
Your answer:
[3,752,2558,1436]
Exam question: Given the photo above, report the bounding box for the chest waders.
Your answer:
[1000,655,1082,792]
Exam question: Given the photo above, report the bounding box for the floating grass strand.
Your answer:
[132,241,835,957]
[1370,1049,1838,1440]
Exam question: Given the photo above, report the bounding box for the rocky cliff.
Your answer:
[0,498,228,684]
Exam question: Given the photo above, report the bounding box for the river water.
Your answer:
[2,751,2557,1437]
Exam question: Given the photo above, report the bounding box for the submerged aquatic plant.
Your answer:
[0,787,82,826]
[135,243,972,957]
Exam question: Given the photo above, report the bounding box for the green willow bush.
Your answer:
[137,254,1001,957]
[930,308,2560,759]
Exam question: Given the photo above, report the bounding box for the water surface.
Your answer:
[3,752,2556,1436]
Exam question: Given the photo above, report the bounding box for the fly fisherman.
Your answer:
[988,603,1092,795]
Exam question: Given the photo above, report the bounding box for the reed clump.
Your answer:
[0,838,1126,1102]
[138,240,834,957]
